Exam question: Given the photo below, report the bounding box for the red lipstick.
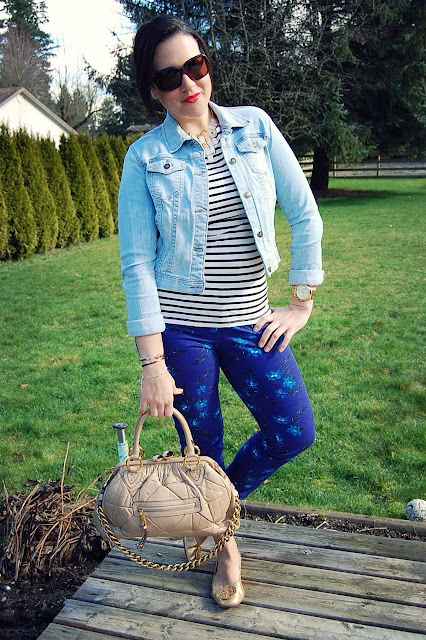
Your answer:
[183,93,201,104]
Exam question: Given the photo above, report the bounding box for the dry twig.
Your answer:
[0,458,109,582]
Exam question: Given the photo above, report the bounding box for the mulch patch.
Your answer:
[1,480,424,640]
[0,472,109,640]
[0,558,100,640]
[245,510,425,540]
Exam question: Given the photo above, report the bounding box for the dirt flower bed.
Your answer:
[0,557,100,640]
[0,471,109,640]
[245,511,424,540]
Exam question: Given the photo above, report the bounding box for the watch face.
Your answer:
[297,285,311,300]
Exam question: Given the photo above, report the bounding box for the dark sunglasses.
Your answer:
[152,53,209,92]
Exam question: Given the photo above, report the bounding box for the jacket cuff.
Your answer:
[127,315,166,337]
[289,270,325,286]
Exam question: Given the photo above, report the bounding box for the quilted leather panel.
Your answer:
[96,455,237,540]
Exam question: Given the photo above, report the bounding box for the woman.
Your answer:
[119,15,325,608]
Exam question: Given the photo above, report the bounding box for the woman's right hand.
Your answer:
[140,365,183,418]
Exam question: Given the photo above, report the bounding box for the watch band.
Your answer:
[292,284,317,301]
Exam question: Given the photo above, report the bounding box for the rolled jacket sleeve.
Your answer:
[118,146,165,337]
[267,117,325,286]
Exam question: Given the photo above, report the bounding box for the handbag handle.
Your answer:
[131,408,197,460]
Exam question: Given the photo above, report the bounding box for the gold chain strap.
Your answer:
[96,497,241,572]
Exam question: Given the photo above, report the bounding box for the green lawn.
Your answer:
[1,177,425,518]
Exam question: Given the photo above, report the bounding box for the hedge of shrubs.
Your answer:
[0,126,133,261]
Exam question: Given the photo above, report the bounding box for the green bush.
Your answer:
[109,135,127,175]
[0,131,142,260]
[77,134,114,238]
[0,126,38,259]
[39,138,80,247]
[60,134,99,242]
[125,134,141,149]
[94,135,120,232]
[15,129,58,253]
[0,175,7,259]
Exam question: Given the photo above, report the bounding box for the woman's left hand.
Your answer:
[254,299,314,353]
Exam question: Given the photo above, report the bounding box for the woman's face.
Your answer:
[151,34,212,131]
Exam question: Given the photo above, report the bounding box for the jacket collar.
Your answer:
[210,102,250,130]
[161,102,249,153]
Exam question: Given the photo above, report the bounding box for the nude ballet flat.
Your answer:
[211,560,244,608]
[183,536,202,562]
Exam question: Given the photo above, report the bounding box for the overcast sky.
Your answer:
[43,0,134,81]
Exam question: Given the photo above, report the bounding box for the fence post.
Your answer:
[377,154,381,177]
[333,157,337,178]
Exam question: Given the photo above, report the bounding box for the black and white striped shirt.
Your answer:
[158,136,270,327]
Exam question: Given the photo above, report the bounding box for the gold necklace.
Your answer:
[188,115,220,156]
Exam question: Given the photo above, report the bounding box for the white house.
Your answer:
[0,87,77,145]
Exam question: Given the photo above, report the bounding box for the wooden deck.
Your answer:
[38,519,426,640]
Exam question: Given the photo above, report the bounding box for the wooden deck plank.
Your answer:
[37,624,118,639]
[95,554,426,607]
[74,576,426,633]
[37,519,426,640]
[235,537,426,583]
[53,600,276,640]
[234,519,426,562]
[52,599,424,640]
[109,535,426,583]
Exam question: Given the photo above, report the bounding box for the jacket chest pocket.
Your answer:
[236,137,268,174]
[147,158,186,200]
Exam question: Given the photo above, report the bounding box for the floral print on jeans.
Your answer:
[162,324,316,499]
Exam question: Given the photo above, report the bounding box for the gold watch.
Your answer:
[292,284,317,301]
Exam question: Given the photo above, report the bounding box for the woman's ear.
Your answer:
[151,86,159,100]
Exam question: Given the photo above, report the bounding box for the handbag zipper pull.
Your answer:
[137,509,148,549]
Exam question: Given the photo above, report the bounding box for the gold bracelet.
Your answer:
[139,352,165,362]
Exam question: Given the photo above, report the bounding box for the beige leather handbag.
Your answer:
[94,408,240,571]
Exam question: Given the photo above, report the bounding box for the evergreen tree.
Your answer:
[106,46,146,133]
[94,135,120,232]
[77,134,114,238]
[116,0,425,194]
[0,174,8,260]
[109,135,127,175]
[95,96,126,137]
[0,0,53,105]
[125,133,141,150]
[343,0,426,158]
[115,0,368,194]
[1,0,52,48]
[59,134,99,242]
[0,126,38,259]
[38,137,80,247]
[294,0,372,193]
[15,129,58,252]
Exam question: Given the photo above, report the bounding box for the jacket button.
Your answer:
[245,191,252,198]
[230,157,236,164]
[164,162,170,169]
[268,266,272,272]
[257,231,263,237]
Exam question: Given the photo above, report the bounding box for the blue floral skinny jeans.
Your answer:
[162,324,316,499]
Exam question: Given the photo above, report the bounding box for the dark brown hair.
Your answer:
[133,15,213,122]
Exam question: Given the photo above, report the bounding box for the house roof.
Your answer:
[0,87,77,135]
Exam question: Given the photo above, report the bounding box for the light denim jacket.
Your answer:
[119,102,325,337]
